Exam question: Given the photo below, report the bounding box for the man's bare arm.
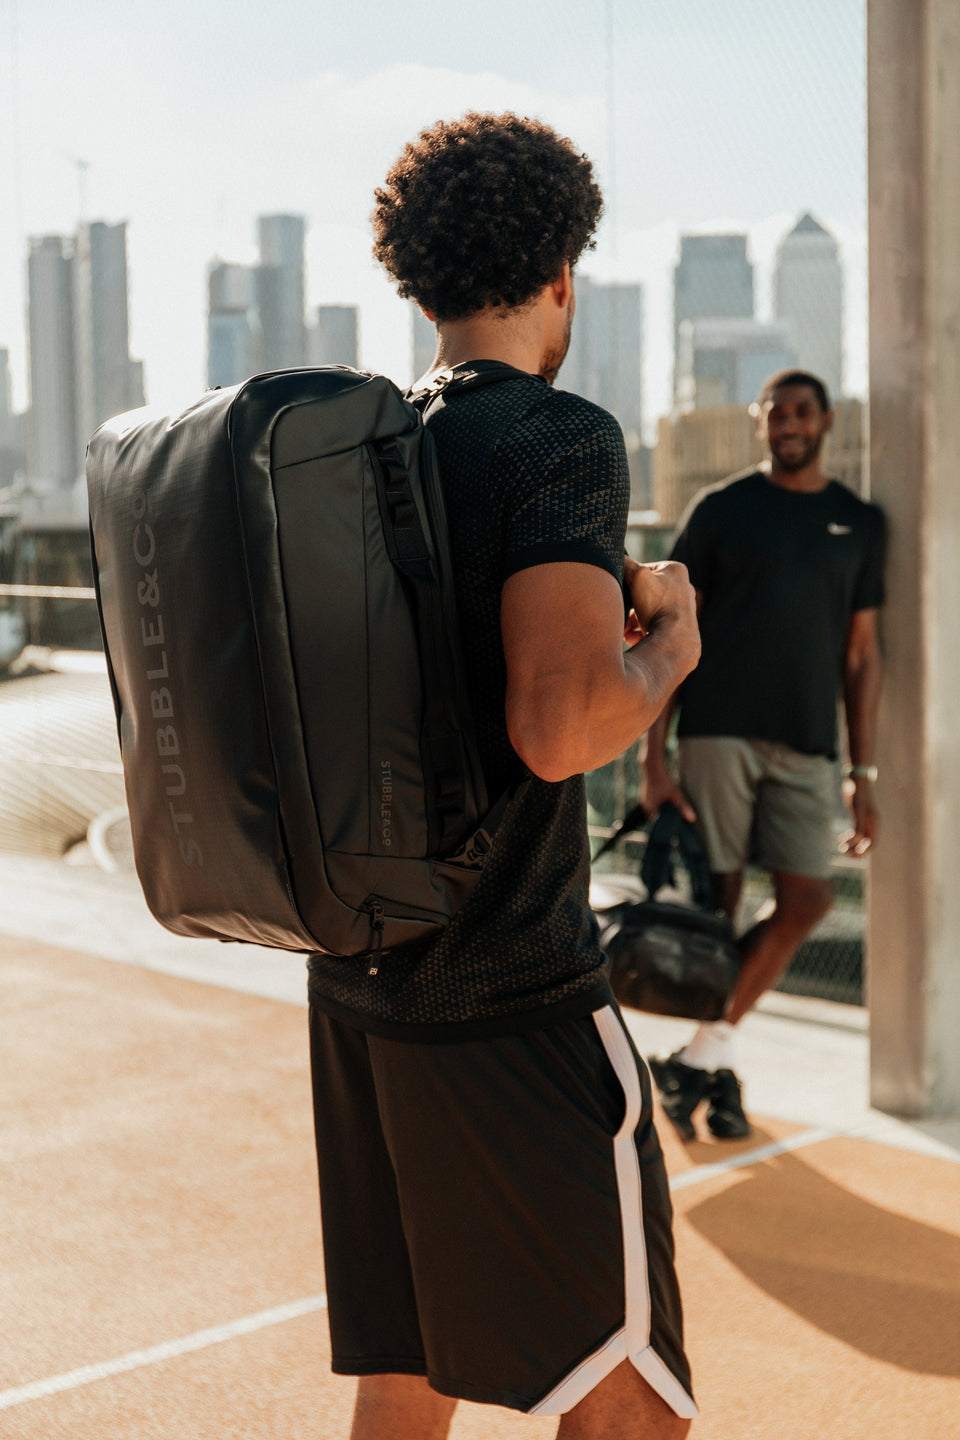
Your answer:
[501,560,700,783]
[636,585,704,822]
[841,606,883,856]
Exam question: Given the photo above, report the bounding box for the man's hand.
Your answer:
[623,557,699,666]
[840,778,878,857]
[639,762,697,825]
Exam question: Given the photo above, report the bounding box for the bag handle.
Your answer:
[593,801,715,910]
[640,803,714,908]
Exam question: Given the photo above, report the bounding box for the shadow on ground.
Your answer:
[684,1148,960,1377]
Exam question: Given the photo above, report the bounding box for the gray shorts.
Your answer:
[678,736,839,878]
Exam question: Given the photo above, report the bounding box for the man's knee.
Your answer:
[558,1360,693,1439]
[775,873,834,932]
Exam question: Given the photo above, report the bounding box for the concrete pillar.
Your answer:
[867,0,960,1116]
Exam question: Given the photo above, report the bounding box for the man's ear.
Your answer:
[550,260,573,310]
[419,304,436,323]
[823,407,835,434]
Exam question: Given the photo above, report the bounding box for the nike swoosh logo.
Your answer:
[827,523,853,535]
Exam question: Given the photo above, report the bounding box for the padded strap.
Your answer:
[373,442,436,587]
[409,360,536,418]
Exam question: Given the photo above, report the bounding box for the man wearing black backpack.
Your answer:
[306,112,700,1439]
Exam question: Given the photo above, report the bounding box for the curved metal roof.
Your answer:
[0,667,127,857]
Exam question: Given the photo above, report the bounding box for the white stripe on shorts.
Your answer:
[530,1006,698,1419]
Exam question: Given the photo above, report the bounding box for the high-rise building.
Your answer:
[27,224,141,487]
[207,262,258,387]
[309,305,359,368]
[676,317,795,409]
[256,215,306,370]
[411,306,435,384]
[0,348,12,431]
[773,212,843,400]
[0,348,26,488]
[673,234,754,399]
[27,236,78,486]
[73,221,143,444]
[560,276,643,434]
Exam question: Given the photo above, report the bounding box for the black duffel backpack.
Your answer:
[592,802,741,1021]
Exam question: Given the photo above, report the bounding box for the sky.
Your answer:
[1,0,867,435]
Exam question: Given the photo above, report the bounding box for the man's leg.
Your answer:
[684,867,832,1139]
[694,746,837,1135]
[350,1374,456,1440]
[650,866,833,1138]
[648,739,759,1138]
[647,868,745,1137]
[725,867,834,1024]
[558,1359,691,1440]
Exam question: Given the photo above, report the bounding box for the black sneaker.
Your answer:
[648,1053,712,1142]
[706,1068,752,1139]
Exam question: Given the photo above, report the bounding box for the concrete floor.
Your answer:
[2,848,959,1440]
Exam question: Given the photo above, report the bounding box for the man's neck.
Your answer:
[760,458,831,494]
[429,315,542,377]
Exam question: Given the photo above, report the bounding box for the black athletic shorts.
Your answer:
[307,1001,696,1417]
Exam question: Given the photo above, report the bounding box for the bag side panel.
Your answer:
[86,391,317,949]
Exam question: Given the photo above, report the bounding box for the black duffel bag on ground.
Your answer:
[592,802,741,1021]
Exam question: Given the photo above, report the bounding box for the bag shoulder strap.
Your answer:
[408,361,542,418]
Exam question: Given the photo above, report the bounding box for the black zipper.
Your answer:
[365,899,385,976]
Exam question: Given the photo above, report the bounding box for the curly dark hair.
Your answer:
[372,111,604,320]
[759,369,831,412]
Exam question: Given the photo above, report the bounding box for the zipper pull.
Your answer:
[366,901,385,976]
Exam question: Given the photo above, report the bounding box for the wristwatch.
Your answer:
[848,764,878,782]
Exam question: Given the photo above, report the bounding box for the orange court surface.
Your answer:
[1,852,959,1440]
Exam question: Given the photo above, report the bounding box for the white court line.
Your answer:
[0,1128,853,1415]
[0,1295,327,1412]
[669,1126,835,1191]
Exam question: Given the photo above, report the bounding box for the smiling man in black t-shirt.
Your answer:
[642,370,886,1142]
[307,114,701,1439]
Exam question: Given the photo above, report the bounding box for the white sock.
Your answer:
[678,1021,736,1073]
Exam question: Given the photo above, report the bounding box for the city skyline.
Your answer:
[0,0,867,434]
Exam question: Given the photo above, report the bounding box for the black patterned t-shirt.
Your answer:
[307,364,631,1039]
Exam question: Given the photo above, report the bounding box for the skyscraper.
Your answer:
[0,348,26,488]
[411,305,435,384]
[256,215,306,370]
[773,213,843,399]
[73,221,143,445]
[27,224,141,487]
[207,262,259,387]
[673,234,754,399]
[676,317,796,409]
[0,348,12,433]
[560,276,643,435]
[309,305,359,368]
[27,236,78,486]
